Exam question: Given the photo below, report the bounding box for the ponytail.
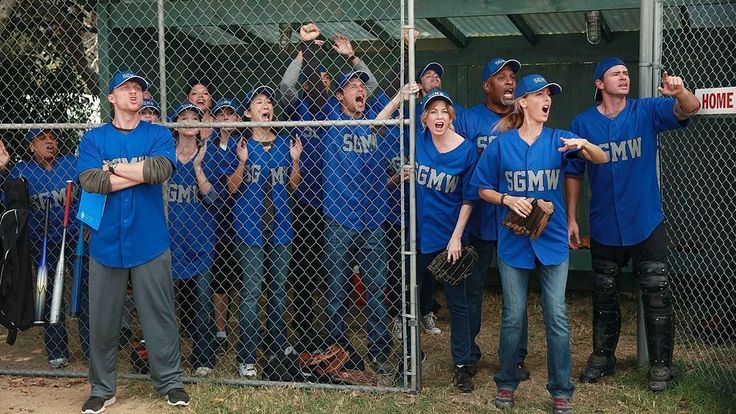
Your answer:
[492,99,524,134]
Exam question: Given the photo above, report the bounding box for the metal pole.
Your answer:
[406,0,419,392]
[157,0,167,115]
[637,0,662,367]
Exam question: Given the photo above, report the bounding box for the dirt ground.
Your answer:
[0,290,641,413]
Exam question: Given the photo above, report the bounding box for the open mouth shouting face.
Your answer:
[338,77,368,117]
[424,99,453,136]
[108,80,144,112]
[246,94,274,123]
[420,70,442,93]
[521,88,553,123]
[188,83,212,112]
[31,130,58,161]
[484,66,517,107]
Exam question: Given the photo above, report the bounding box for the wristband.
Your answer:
[500,194,507,206]
[348,55,357,61]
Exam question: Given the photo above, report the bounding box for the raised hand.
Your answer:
[558,137,591,153]
[193,141,207,168]
[331,33,354,57]
[290,135,303,161]
[299,23,321,42]
[0,140,10,170]
[236,138,248,164]
[657,70,686,97]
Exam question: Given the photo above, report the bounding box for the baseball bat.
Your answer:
[69,224,85,319]
[49,180,74,325]
[33,199,52,326]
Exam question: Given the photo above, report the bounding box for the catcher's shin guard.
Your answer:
[638,261,674,368]
[590,260,621,362]
[581,260,620,383]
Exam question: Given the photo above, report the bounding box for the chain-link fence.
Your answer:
[658,0,736,392]
[0,0,420,392]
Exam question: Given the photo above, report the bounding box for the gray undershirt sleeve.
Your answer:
[79,169,112,195]
[143,157,173,184]
[280,58,302,105]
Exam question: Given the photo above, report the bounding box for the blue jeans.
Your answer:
[188,269,217,369]
[237,242,291,364]
[495,258,575,399]
[324,220,391,358]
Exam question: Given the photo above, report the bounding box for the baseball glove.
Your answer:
[502,198,554,239]
[427,245,479,286]
[299,344,351,375]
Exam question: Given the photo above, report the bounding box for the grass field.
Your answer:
[2,290,734,413]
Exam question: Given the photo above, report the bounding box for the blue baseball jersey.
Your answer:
[10,155,79,244]
[207,135,239,240]
[283,97,324,208]
[76,122,176,268]
[567,98,687,246]
[380,127,404,226]
[414,129,479,253]
[455,103,503,242]
[321,102,389,230]
[167,156,220,280]
[471,127,579,269]
[227,134,295,246]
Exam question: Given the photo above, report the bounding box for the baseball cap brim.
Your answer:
[337,71,370,92]
[416,62,444,82]
[242,86,275,110]
[482,58,522,81]
[108,75,149,94]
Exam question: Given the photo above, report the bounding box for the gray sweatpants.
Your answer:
[88,250,183,397]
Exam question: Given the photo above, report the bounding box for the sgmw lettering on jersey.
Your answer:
[268,166,290,186]
[342,133,377,153]
[242,164,262,183]
[168,183,199,203]
[416,164,459,193]
[30,189,69,211]
[598,137,641,163]
[104,156,146,164]
[476,135,497,150]
[504,169,560,192]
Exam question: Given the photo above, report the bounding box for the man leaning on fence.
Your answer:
[76,70,189,413]
[565,57,700,392]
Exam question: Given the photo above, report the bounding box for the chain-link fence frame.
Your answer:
[0,0,422,393]
[655,0,736,392]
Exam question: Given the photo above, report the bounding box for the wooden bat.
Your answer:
[33,199,51,325]
[49,180,73,325]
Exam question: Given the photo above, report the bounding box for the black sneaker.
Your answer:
[166,388,190,407]
[579,355,616,383]
[81,395,116,414]
[453,366,474,393]
[467,364,478,377]
[649,365,681,392]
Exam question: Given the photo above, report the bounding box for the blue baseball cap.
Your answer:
[593,57,627,101]
[421,88,454,108]
[140,99,160,115]
[416,62,444,82]
[335,70,370,92]
[170,101,203,121]
[212,97,240,114]
[514,74,562,99]
[107,70,149,94]
[298,65,328,83]
[481,57,521,82]
[242,86,275,111]
[25,128,60,141]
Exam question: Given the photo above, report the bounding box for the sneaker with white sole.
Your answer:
[165,388,190,406]
[49,357,69,369]
[420,312,441,335]
[238,363,257,379]
[81,395,116,414]
[195,366,213,376]
[392,316,403,341]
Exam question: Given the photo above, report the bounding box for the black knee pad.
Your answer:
[638,261,672,311]
[592,260,619,307]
